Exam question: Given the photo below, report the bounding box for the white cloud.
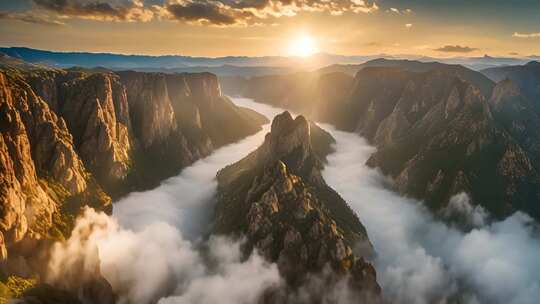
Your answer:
[513,32,540,38]
[320,124,540,304]
[387,7,413,14]
[442,192,489,227]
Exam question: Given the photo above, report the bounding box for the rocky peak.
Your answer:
[266,111,311,164]
[213,113,380,300]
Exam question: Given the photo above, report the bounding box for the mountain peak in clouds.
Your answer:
[213,111,381,300]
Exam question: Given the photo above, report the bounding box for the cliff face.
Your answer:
[117,71,268,190]
[214,112,381,301]
[0,60,268,302]
[222,62,540,221]
[0,71,111,268]
[15,68,268,193]
[360,69,540,219]
[23,70,133,191]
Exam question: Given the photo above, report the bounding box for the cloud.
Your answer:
[441,192,489,228]
[320,125,540,304]
[434,45,478,53]
[32,0,155,21]
[48,209,281,304]
[166,2,240,26]
[47,98,287,304]
[0,10,65,25]
[26,0,378,26]
[46,98,383,304]
[513,32,540,38]
[387,7,412,14]
[45,97,540,304]
[164,0,379,26]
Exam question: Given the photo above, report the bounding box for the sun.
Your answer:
[288,35,318,57]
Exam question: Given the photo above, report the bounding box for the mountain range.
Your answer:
[0,47,535,74]
[222,58,540,222]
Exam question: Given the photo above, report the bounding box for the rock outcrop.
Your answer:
[361,69,540,219]
[0,71,111,271]
[214,112,381,301]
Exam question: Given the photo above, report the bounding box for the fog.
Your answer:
[49,98,286,304]
[320,125,540,304]
[48,97,540,304]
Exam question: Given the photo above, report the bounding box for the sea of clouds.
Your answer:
[321,125,540,304]
[48,97,540,304]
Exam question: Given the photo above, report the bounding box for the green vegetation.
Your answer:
[0,276,37,303]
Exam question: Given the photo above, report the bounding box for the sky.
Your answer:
[0,0,539,57]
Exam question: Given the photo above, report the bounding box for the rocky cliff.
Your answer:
[222,61,540,221]
[0,70,111,275]
[0,58,268,302]
[214,112,381,301]
[360,68,540,219]
[117,71,267,190]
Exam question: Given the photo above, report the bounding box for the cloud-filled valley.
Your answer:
[321,125,540,304]
[43,97,540,304]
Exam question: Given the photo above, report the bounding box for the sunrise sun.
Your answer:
[288,35,318,57]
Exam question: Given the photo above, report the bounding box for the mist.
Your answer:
[48,97,540,304]
[320,125,540,304]
[49,98,286,304]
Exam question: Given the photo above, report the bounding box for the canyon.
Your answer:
[0,58,268,301]
[221,60,540,222]
[2,53,540,304]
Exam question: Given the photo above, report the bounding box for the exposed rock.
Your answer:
[118,70,268,191]
[214,112,380,301]
[58,73,132,187]
[0,61,269,303]
[0,71,111,269]
[224,62,540,220]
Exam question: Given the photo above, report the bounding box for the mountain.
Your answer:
[317,58,495,98]
[482,61,540,111]
[222,61,540,222]
[213,111,381,301]
[0,58,267,300]
[0,47,378,70]
[131,65,299,77]
[222,59,495,123]
[417,54,529,70]
[360,68,540,220]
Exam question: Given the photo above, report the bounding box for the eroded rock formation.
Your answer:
[214,112,381,302]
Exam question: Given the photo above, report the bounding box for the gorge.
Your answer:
[2,56,540,304]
